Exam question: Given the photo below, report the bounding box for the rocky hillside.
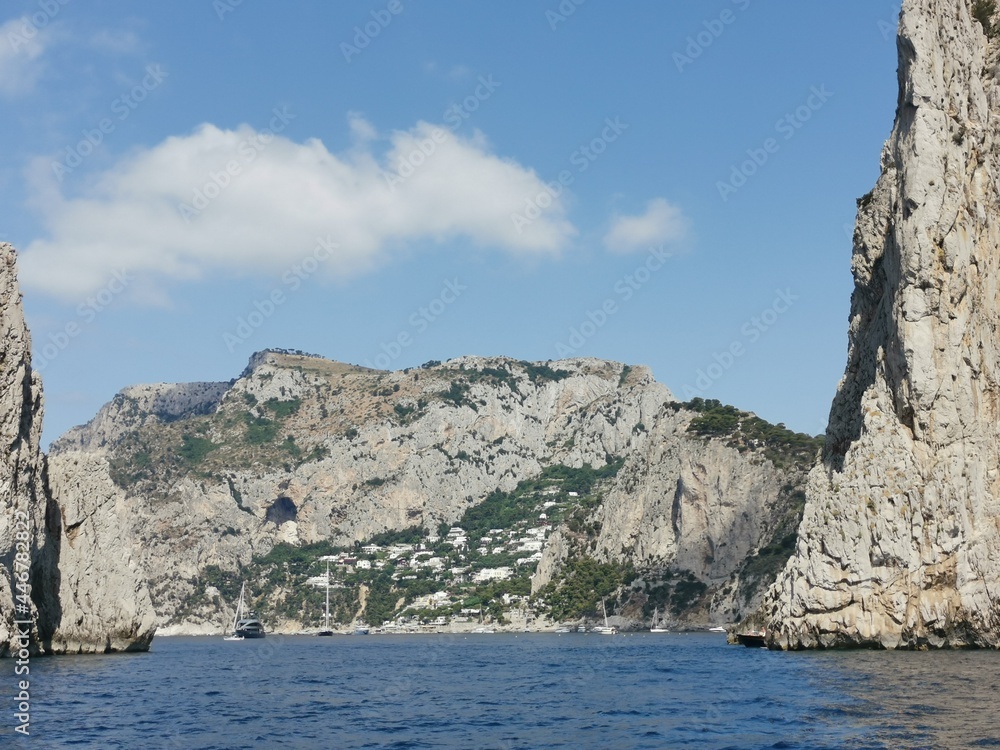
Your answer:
[54,349,821,633]
[755,0,1000,648]
[0,243,155,655]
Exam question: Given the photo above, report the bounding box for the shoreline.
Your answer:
[155,623,731,637]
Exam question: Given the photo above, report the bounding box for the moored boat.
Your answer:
[594,599,617,635]
[226,582,266,639]
[650,607,669,633]
[318,557,334,636]
[735,629,767,648]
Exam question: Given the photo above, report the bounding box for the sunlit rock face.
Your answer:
[0,242,155,656]
[758,0,1000,649]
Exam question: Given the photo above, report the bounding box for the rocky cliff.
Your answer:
[0,242,155,655]
[0,243,55,656]
[757,0,1000,648]
[55,352,818,631]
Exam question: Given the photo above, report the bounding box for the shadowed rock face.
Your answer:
[0,242,155,655]
[757,0,1000,649]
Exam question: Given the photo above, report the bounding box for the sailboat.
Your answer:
[225,582,265,639]
[318,558,334,636]
[224,583,246,640]
[650,607,669,633]
[593,599,617,635]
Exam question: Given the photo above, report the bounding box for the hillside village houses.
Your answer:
[304,518,557,627]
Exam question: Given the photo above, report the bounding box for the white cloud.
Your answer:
[0,17,50,96]
[20,117,576,300]
[603,198,688,254]
[347,111,378,142]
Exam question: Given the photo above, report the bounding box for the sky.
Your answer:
[0,0,904,446]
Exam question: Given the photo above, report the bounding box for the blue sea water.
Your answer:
[5,632,1000,749]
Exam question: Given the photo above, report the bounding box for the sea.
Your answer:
[6,632,1000,749]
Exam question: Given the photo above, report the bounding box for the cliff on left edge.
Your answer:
[0,242,156,655]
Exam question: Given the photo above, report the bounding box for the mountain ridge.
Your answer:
[54,349,819,633]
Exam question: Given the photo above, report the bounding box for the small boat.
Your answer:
[708,626,727,633]
[353,625,370,635]
[736,629,767,648]
[318,558,334,636]
[227,582,266,639]
[554,627,571,633]
[593,599,618,635]
[650,607,669,633]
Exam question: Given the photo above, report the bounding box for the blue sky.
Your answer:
[0,0,903,445]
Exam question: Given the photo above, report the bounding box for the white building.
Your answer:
[413,556,445,571]
[473,567,513,583]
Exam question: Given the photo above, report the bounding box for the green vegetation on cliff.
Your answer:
[676,398,824,471]
[533,557,630,620]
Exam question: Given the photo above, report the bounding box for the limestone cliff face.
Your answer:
[54,354,676,628]
[591,412,784,581]
[46,452,157,652]
[0,243,55,656]
[758,0,1000,648]
[0,242,155,655]
[62,350,813,631]
[534,404,811,623]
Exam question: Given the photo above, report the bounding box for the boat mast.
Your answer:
[324,559,331,630]
[232,582,245,632]
[602,598,609,628]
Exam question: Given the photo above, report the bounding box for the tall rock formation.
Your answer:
[758,0,1000,648]
[0,243,155,655]
[0,244,56,656]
